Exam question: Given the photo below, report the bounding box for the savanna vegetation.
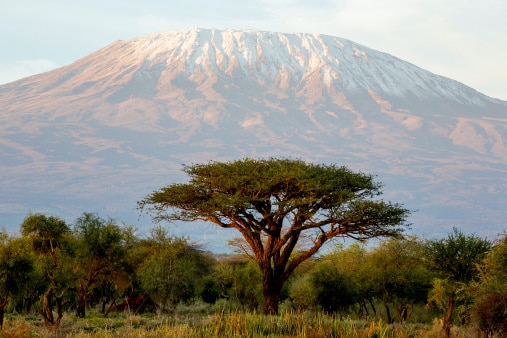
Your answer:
[0,158,505,337]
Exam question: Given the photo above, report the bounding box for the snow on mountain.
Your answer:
[1,28,506,250]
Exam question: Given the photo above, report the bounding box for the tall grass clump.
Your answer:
[175,310,417,338]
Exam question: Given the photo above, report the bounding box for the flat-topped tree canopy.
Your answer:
[139,158,410,314]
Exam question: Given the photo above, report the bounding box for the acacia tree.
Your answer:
[425,228,491,338]
[139,158,410,314]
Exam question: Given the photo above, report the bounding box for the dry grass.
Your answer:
[0,310,480,338]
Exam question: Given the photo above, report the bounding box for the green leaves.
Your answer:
[140,158,406,235]
[74,213,124,261]
[426,227,491,283]
[0,236,34,297]
[137,229,211,312]
[21,214,70,255]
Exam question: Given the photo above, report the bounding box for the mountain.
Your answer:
[1,28,506,250]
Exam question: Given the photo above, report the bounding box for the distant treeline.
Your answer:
[0,212,505,336]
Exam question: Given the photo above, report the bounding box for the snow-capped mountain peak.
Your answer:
[1,28,506,248]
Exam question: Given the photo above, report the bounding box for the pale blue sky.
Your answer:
[1,0,506,99]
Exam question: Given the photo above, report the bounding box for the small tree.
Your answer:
[73,213,126,317]
[137,227,210,313]
[471,233,507,336]
[140,158,410,314]
[288,274,318,311]
[311,261,355,317]
[102,225,143,315]
[235,260,263,311]
[425,228,491,338]
[329,243,377,317]
[0,233,34,329]
[199,276,221,305]
[21,214,74,333]
[212,258,263,310]
[367,237,432,323]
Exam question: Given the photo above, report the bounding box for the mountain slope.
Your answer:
[1,28,506,248]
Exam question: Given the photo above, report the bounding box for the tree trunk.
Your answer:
[39,288,55,327]
[358,299,369,317]
[263,289,280,315]
[104,298,117,317]
[39,287,65,334]
[368,297,377,316]
[383,301,393,324]
[0,296,9,330]
[53,293,65,333]
[76,283,86,318]
[77,293,86,318]
[261,263,283,315]
[442,292,455,338]
[395,302,412,323]
[0,296,8,330]
[101,297,109,313]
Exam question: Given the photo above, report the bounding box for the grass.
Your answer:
[0,308,479,338]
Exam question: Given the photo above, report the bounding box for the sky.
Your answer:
[1,0,506,100]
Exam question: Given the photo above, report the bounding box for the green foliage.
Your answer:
[73,213,127,317]
[0,234,34,297]
[14,249,47,313]
[137,227,211,313]
[470,233,507,336]
[4,212,507,336]
[211,258,263,311]
[287,273,317,310]
[367,237,432,323]
[323,243,380,317]
[424,227,492,322]
[198,276,221,304]
[213,260,235,295]
[311,260,355,314]
[491,233,507,270]
[472,288,507,336]
[0,234,35,328]
[477,232,507,290]
[140,158,409,240]
[74,213,125,260]
[21,213,70,256]
[425,228,491,336]
[235,261,263,311]
[425,227,491,283]
[20,213,75,332]
[426,278,452,313]
[314,238,431,323]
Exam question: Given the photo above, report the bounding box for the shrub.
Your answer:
[472,289,507,337]
[199,276,221,304]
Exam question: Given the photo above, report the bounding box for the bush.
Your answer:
[199,276,221,304]
[472,289,507,337]
[311,261,356,315]
[288,274,317,310]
